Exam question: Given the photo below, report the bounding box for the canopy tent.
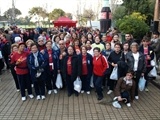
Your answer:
[53,16,77,27]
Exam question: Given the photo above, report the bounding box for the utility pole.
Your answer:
[153,0,159,32]
[12,0,16,25]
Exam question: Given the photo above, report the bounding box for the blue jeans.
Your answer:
[93,74,103,98]
[121,91,130,103]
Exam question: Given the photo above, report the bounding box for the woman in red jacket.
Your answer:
[11,42,33,101]
[93,47,109,100]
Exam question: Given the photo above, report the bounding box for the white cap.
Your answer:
[14,37,21,43]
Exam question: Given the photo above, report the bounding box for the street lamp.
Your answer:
[153,0,159,32]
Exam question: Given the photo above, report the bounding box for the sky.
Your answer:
[0,0,102,17]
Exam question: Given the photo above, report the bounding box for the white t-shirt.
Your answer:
[132,52,139,71]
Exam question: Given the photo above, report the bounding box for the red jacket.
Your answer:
[93,55,109,76]
[11,51,29,75]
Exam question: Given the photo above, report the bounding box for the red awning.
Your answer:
[53,16,77,27]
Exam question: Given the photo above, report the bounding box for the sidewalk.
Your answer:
[0,71,160,120]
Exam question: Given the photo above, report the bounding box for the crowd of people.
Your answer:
[0,26,159,108]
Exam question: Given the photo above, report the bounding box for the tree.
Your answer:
[49,8,65,20]
[82,9,96,27]
[65,13,72,20]
[116,12,149,39]
[28,7,48,20]
[4,8,21,19]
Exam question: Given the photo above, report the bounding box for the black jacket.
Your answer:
[79,53,93,78]
[62,54,81,81]
[125,51,146,73]
[139,45,154,67]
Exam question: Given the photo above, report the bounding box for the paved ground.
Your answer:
[0,71,160,120]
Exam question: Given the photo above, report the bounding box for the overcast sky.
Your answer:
[0,0,103,17]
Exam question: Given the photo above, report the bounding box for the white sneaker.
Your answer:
[112,101,121,108]
[107,90,113,95]
[86,91,90,94]
[145,88,149,92]
[41,96,45,100]
[36,95,40,100]
[81,90,84,93]
[31,84,34,88]
[48,90,52,95]
[53,89,58,94]
[28,94,34,99]
[135,96,139,100]
[17,89,20,92]
[22,97,26,101]
[126,103,131,107]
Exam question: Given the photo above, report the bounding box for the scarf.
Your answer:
[123,77,133,86]
[33,52,39,67]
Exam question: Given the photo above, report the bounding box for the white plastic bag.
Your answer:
[148,67,157,77]
[110,67,118,80]
[90,75,94,88]
[151,60,156,66]
[55,73,63,89]
[74,77,82,93]
[0,51,3,59]
[138,77,146,91]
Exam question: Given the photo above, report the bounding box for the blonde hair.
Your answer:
[26,39,34,45]
[11,43,18,51]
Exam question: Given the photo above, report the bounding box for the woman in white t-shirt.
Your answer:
[125,42,146,100]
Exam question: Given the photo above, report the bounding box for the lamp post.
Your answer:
[100,0,111,34]
[153,0,159,32]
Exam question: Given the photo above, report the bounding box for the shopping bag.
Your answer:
[148,67,157,77]
[74,77,82,93]
[0,51,3,59]
[90,75,94,88]
[138,77,146,91]
[55,73,63,89]
[110,67,118,80]
[151,60,156,67]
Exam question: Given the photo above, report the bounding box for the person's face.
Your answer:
[153,34,158,39]
[18,44,25,52]
[123,44,129,51]
[60,34,64,39]
[27,42,32,48]
[142,40,149,47]
[82,47,87,54]
[126,73,133,80]
[38,39,44,46]
[86,41,91,47]
[125,34,131,41]
[88,34,92,39]
[46,42,52,50]
[113,35,119,41]
[12,46,18,52]
[81,36,86,43]
[72,33,77,39]
[65,37,70,43]
[102,36,107,42]
[95,37,100,43]
[93,50,100,57]
[114,45,121,52]
[67,47,74,55]
[131,46,138,53]
[59,41,65,49]
[74,41,79,46]
[106,43,111,50]
[31,45,38,53]
[55,37,60,43]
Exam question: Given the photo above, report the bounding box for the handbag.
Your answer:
[138,77,146,91]
[74,77,82,93]
[110,67,118,80]
[55,73,63,89]
[151,60,156,67]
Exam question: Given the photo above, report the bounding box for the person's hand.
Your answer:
[40,50,45,54]
[141,73,144,76]
[118,96,123,101]
[16,60,21,65]
[58,70,60,73]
